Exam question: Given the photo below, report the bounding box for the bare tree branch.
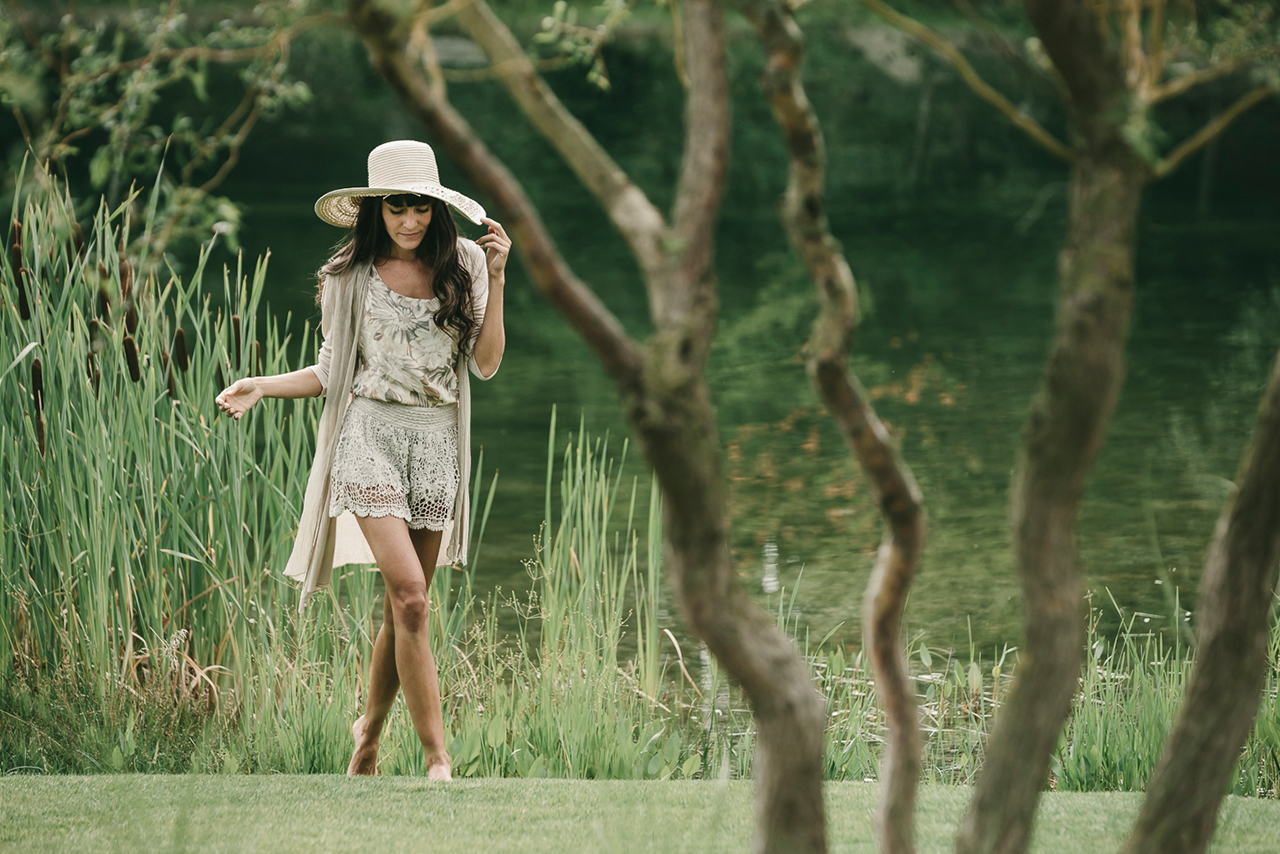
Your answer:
[347,0,645,383]
[666,0,730,330]
[453,1,668,284]
[743,3,924,853]
[1152,43,1280,103]
[857,0,1075,163]
[1121,348,1280,854]
[1153,84,1277,178]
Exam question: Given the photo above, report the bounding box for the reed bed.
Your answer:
[1,179,1278,796]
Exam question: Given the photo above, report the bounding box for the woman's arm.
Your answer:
[471,218,510,379]
[215,368,323,420]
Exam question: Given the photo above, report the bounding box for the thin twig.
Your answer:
[858,0,1075,163]
[1152,44,1280,103]
[1154,85,1276,179]
[662,628,704,699]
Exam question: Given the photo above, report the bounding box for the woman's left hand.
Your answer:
[476,217,511,281]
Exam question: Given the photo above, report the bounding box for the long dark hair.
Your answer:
[319,194,477,355]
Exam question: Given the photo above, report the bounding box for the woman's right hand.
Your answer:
[216,377,263,420]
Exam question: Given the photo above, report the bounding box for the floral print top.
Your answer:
[350,269,459,406]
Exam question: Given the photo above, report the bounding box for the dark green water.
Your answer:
[195,25,1280,652]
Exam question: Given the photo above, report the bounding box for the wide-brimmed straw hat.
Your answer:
[314,140,486,227]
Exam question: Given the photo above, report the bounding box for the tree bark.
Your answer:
[742,3,925,853]
[348,2,828,851]
[1121,349,1280,854]
[956,152,1145,854]
[956,8,1145,852]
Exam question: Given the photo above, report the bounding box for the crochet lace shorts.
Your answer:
[329,396,460,531]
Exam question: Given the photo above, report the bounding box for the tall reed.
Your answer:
[2,177,1278,797]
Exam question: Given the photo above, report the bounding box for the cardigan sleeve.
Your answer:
[308,276,334,393]
[461,238,500,380]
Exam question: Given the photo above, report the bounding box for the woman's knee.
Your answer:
[388,583,430,633]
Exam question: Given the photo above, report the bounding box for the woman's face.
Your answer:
[381,197,434,256]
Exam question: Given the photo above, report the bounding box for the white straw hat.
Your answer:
[314,140,486,227]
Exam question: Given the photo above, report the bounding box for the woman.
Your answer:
[215,140,509,781]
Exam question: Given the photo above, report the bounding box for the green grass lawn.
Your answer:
[1,777,1278,853]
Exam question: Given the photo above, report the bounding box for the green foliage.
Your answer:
[0,1,312,255]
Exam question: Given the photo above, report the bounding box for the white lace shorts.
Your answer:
[329,396,460,531]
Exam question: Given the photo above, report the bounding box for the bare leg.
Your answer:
[348,515,450,780]
[348,591,398,775]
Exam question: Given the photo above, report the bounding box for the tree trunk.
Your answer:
[347,1,829,850]
[1121,349,1280,854]
[742,3,925,852]
[956,151,1145,854]
[956,4,1144,850]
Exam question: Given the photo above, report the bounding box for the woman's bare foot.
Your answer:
[425,752,452,782]
[347,715,380,776]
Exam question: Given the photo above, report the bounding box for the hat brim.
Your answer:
[314,184,486,227]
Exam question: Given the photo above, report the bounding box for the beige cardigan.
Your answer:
[283,239,496,612]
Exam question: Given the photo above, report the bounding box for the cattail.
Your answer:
[87,353,100,394]
[71,221,84,258]
[216,361,226,397]
[231,315,242,369]
[166,367,176,399]
[88,318,105,354]
[173,328,189,372]
[119,256,133,302]
[125,303,137,335]
[97,287,110,321]
[123,335,141,382]
[98,262,108,282]
[252,340,262,377]
[16,267,30,321]
[31,358,43,414]
[11,219,22,271]
[36,412,45,457]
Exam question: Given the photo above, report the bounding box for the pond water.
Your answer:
[207,28,1280,654]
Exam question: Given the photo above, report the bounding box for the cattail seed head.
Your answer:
[125,303,137,335]
[252,340,262,377]
[231,315,242,369]
[16,267,30,321]
[123,335,141,382]
[97,287,110,321]
[10,242,20,276]
[88,318,105,354]
[166,367,176,399]
[119,257,133,302]
[173,328,189,372]
[98,262,108,282]
[216,361,226,396]
[87,353,100,394]
[31,358,43,414]
[36,412,45,457]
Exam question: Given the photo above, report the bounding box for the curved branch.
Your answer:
[1152,44,1280,104]
[743,4,925,852]
[1153,85,1276,179]
[453,0,667,280]
[347,0,644,385]
[857,0,1075,163]
[1122,347,1280,854]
